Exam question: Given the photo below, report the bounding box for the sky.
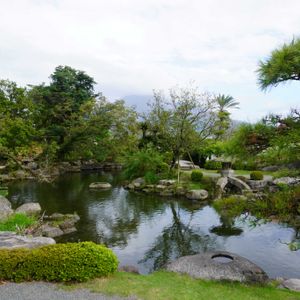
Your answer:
[0,0,300,121]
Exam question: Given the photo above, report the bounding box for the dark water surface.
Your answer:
[7,172,300,278]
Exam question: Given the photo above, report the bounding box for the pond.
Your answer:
[7,171,300,278]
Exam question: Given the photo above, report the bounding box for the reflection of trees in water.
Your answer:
[90,189,167,247]
[139,202,219,271]
[210,215,243,236]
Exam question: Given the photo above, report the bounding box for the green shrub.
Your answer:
[123,148,169,180]
[204,160,222,170]
[272,168,300,179]
[190,170,203,182]
[0,242,118,282]
[213,196,248,219]
[0,213,36,232]
[232,160,258,171]
[250,171,263,180]
[144,171,159,184]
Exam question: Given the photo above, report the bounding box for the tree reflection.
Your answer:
[139,202,219,271]
[210,215,243,236]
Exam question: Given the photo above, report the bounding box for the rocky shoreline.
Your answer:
[0,160,123,183]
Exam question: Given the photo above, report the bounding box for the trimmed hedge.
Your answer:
[250,171,263,180]
[0,242,118,282]
[191,170,203,182]
[204,160,222,170]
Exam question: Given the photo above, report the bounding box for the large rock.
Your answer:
[281,278,300,292]
[166,251,268,283]
[15,202,42,216]
[89,182,112,189]
[273,177,300,186]
[0,196,12,209]
[186,189,208,200]
[132,178,145,189]
[0,231,55,249]
[39,224,64,238]
[0,196,13,221]
[246,179,269,191]
[158,179,176,186]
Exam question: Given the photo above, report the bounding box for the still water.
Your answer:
[7,171,300,278]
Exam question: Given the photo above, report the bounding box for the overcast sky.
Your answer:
[0,0,300,121]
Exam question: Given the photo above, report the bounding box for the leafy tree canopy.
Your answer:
[257,38,300,90]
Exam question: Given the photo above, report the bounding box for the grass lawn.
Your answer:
[65,271,300,300]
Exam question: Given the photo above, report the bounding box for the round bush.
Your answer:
[204,160,222,170]
[191,170,203,182]
[0,242,118,282]
[250,171,263,180]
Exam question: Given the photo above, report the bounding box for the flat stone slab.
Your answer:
[281,278,300,292]
[166,251,268,283]
[0,231,56,249]
[89,182,112,189]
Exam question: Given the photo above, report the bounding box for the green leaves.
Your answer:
[257,38,300,90]
[0,242,118,282]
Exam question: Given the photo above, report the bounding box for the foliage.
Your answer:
[214,186,300,225]
[250,171,263,180]
[0,66,139,166]
[190,170,203,182]
[68,271,300,300]
[204,160,222,170]
[272,168,300,179]
[213,196,248,219]
[144,171,160,184]
[232,159,258,171]
[213,94,239,139]
[0,188,8,197]
[141,86,216,166]
[0,213,36,232]
[0,242,118,282]
[123,148,169,180]
[257,37,300,90]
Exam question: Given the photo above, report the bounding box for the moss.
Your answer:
[250,171,263,180]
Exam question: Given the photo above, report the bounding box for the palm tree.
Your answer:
[215,94,239,113]
[214,94,239,140]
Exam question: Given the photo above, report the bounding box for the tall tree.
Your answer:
[213,94,239,140]
[143,86,216,178]
[257,37,300,90]
[29,66,97,159]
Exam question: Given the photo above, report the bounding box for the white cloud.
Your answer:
[0,0,300,120]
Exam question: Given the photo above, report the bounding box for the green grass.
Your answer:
[0,188,8,197]
[0,213,37,232]
[64,271,300,300]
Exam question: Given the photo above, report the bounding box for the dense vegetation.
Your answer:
[0,213,36,232]
[0,66,138,169]
[0,242,118,282]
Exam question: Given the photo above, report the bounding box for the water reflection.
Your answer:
[7,172,300,278]
[140,202,218,271]
[210,215,243,236]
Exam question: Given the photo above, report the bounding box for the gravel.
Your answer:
[0,282,135,300]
